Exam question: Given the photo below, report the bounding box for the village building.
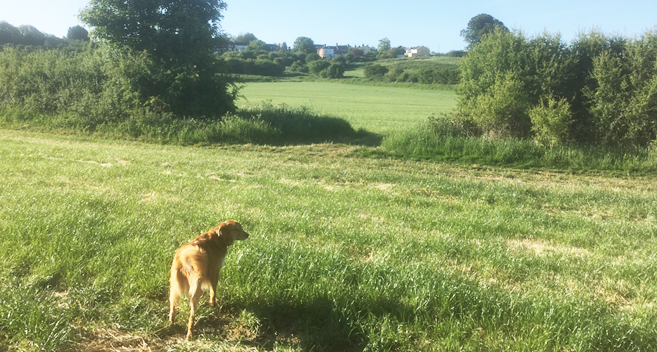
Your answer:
[354,45,371,54]
[317,45,335,58]
[405,46,431,58]
[317,44,351,58]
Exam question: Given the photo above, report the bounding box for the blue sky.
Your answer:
[3,0,657,52]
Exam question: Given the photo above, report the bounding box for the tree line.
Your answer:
[219,33,377,78]
[0,21,89,46]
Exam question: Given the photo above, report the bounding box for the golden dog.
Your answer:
[169,220,249,339]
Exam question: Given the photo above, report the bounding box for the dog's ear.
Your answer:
[207,228,220,241]
[218,221,236,246]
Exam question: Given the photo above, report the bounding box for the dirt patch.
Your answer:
[77,328,165,352]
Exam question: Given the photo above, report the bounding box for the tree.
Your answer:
[378,38,391,52]
[244,39,267,52]
[308,60,331,75]
[80,0,226,63]
[18,25,45,46]
[445,50,467,57]
[67,25,89,41]
[0,21,21,45]
[294,36,315,54]
[305,53,320,63]
[79,0,237,118]
[389,47,405,57]
[364,63,389,78]
[280,42,288,51]
[321,63,345,79]
[460,14,508,50]
[349,48,363,57]
[377,37,391,59]
[235,32,257,45]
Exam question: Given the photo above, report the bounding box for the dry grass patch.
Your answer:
[77,328,164,352]
[507,238,591,258]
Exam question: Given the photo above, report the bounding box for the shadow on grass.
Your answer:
[233,105,383,147]
[240,298,365,352]
[156,297,366,351]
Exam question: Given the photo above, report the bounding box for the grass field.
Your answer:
[331,56,462,79]
[376,56,462,71]
[1,129,656,351]
[236,82,457,134]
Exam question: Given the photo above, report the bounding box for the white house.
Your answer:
[317,45,336,58]
[405,46,431,58]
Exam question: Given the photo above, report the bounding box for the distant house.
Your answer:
[317,45,335,58]
[232,44,247,52]
[334,44,350,55]
[354,45,371,54]
[265,44,280,52]
[317,43,352,58]
[405,46,431,58]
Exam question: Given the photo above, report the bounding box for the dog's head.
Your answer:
[217,220,249,246]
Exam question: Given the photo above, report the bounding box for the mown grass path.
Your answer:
[1,130,656,351]
[237,82,457,135]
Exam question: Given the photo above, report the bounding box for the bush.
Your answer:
[221,56,284,76]
[445,50,467,57]
[456,27,657,148]
[461,71,532,138]
[320,63,345,79]
[529,97,572,146]
[417,67,460,85]
[386,66,405,81]
[308,60,331,75]
[363,64,388,78]
[584,34,657,147]
[305,53,321,63]
[253,59,284,76]
[289,61,308,73]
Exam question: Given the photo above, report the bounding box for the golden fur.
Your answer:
[169,220,249,339]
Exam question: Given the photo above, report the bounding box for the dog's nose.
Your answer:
[244,232,250,239]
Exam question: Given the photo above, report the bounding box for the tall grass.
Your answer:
[0,102,373,146]
[382,119,657,174]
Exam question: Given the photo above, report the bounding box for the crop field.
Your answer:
[376,56,462,72]
[1,129,656,351]
[344,57,461,79]
[237,82,457,134]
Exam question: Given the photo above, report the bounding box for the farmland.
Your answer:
[1,128,656,351]
[237,82,457,134]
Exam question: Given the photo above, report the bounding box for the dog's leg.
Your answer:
[186,279,202,339]
[169,268,188,326]
[169,289,180,325]
[169,269,184,326]
[208,272,219,306]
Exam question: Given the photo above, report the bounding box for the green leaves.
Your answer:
[79,0,237,119]
[457,28,657,148]
[460,14,509,50]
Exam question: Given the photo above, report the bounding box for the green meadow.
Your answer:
[1,129,656,351]
[237,82,457,134]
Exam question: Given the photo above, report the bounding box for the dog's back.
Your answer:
[169,220,249,339]
[169,229,228,298]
